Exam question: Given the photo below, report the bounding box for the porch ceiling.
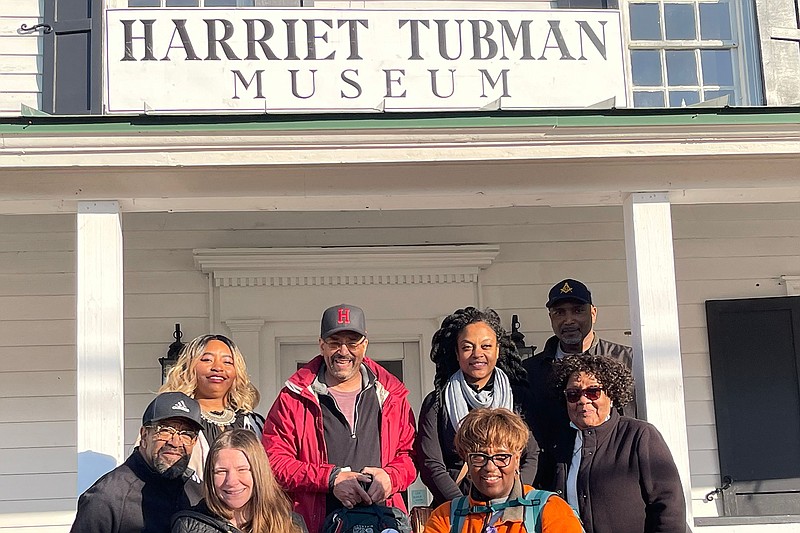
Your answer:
[2,111,800,213]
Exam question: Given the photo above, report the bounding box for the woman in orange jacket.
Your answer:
[425,408,583,533]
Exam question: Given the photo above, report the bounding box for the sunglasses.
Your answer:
[564,386,605,403]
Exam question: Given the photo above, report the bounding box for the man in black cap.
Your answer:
[523,279,635,484]
[263,304,416,533]
[70,392,204,533]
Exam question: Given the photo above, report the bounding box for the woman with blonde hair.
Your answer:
[160,334,264,477]
[172,429,307,533]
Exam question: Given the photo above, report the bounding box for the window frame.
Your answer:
[127,0,256,6]
[620,0,762,107]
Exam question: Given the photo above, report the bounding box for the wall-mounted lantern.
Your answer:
[510,314,536,360]
[159,323,185,384]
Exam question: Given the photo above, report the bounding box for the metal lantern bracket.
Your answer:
[159,323,185,384]
[510,314,536,359]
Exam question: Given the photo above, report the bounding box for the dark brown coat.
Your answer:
[551,411,686,533]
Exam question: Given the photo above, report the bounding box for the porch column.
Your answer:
[224,319,265,403]
[76,201,124,494]
[623,193,693,523]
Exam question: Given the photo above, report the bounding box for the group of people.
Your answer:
[70,278,687,533]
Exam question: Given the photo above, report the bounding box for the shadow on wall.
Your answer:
[77,450,118,495]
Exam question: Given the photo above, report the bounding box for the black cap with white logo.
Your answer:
[142,392,203,430]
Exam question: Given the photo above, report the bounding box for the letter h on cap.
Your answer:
[338,307,351,324]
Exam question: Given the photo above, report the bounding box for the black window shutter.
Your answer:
[42,0,102,114]
[706,296,800,516]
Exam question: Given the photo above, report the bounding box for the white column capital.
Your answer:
[626,192,670,204]
[77,200,121,214]
[780,275,800,296]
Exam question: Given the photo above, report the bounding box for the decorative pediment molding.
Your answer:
[194,245,500,287]
[781,275,800,296]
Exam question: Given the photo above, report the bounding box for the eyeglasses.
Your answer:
[148,425,198,445]
[467,452,514,468]
[323,336,366,351]
[564,386,605,403]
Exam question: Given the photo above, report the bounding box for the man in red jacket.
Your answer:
[262,303,417,533]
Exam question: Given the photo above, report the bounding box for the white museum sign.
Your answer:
[105,8,626,114]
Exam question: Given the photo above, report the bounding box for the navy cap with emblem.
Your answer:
[546,279,593,308]
[320,303,367,339]
[142,391,203,430]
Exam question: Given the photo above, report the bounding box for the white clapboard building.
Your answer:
[1,0,800,531]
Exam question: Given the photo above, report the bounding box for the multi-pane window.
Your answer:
[627,1,745,107]
[552,0,761,107]
[129,0,255,6]
[552,0,619,7]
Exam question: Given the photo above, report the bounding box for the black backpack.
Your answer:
[322,504,412,533]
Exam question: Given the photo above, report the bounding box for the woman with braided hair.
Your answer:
[415,307,540,507]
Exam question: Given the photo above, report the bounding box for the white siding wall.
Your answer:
[121,212,211,449]
[671,203,800,519]
[2,203,797,530]
[0,214,76,530]
[0,1,42,116]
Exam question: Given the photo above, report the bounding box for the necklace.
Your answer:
[201,407,236,426]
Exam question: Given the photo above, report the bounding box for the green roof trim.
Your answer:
[1,106,800,134]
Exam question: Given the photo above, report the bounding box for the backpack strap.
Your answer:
[243,410,266,435]
[449,489,563,533]
[518,489,556,533]
[449,495,470,533]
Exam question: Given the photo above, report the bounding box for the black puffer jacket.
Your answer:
[172,510,242,533]
[171,504,309,533]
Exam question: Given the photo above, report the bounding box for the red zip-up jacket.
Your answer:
[262,355,417,533]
